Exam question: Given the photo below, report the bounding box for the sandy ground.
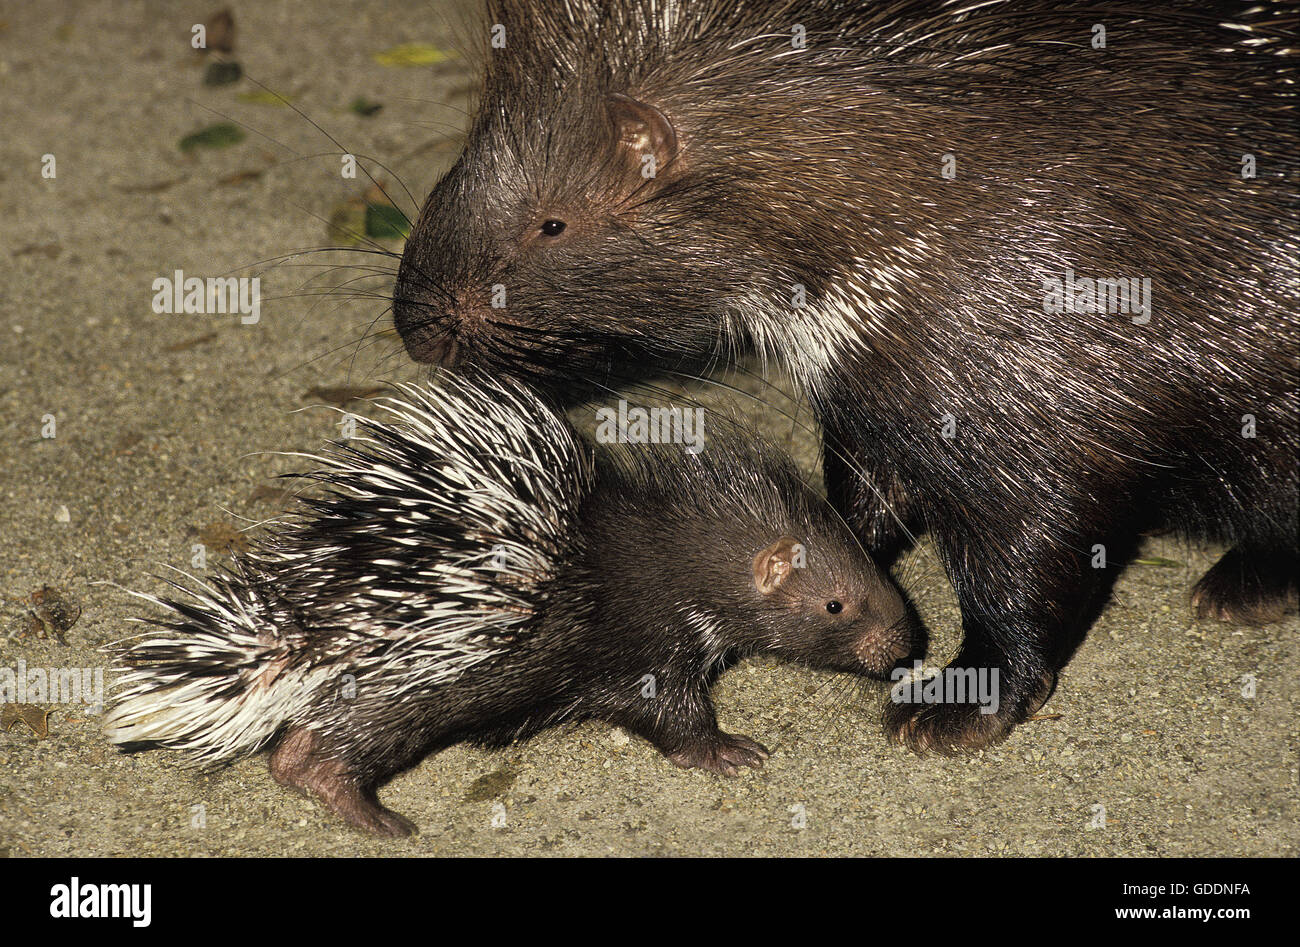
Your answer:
[0,0,1296,857]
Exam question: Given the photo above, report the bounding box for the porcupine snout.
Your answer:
[392,280,503,370]
[392,289,458,367]
[854,609,917,676]
[846,568,919,677]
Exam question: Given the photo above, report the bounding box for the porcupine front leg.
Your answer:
[609,676,769,777]
[883,502,1120,753]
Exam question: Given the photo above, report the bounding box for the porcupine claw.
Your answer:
[668,732,770,776]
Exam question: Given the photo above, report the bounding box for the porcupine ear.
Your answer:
[752,536,802,596]
[607,93,679,177]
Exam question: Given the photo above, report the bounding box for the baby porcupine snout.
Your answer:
[854,606,914,676]
[834,565,914,676]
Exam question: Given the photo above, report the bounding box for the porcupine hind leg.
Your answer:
[269,726,417,837]
[1191,542,1299,625]
[612,680,770,777]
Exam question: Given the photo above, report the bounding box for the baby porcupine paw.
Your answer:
[270,727,417,837]
[1191,547,1299,626]
[343,798,418,839]
[283,765,417,838]
[667,732,770,776]
[883,669,1054,754]
[300,779,418,838]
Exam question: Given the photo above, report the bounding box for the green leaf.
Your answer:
[365,203,410,240]
[178,123,246,153]
[236,89,290,106]
[349,96,384,117]
[372,43,451,67]
[203,60,243,87]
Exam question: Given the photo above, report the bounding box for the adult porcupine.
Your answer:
[391,0,1300,752]
[104,375,913,836]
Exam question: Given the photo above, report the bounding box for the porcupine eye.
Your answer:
[825,600,843,615]
[540,219,566,237]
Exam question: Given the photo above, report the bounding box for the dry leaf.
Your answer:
[193,522,250,555]
[203,9,235,55]
[1,704,53,738]
[463,768,517,803]
[114,431,144,455]
[326,198,367,246]
[28,585,81,643]
[362,181,393,206]
[217,169,264,186]
[164,331,218,352]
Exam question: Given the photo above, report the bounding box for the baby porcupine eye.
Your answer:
[826,600,844,615]
[540,219,566,237]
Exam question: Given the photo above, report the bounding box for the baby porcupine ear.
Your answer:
[607,93,678,175]
[752,537,805,596]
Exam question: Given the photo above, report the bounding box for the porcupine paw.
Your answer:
[270,727,417,837]
[883,669,1054,755]
[303,776,417,837]
[667,732,770,776]
[333,790,418,838]
[296,778,417,838]
[1191,547,1298,626]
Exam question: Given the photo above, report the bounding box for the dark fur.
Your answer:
[394,0,1300,751]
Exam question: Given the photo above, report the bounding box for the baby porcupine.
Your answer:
[104,375,912,836]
